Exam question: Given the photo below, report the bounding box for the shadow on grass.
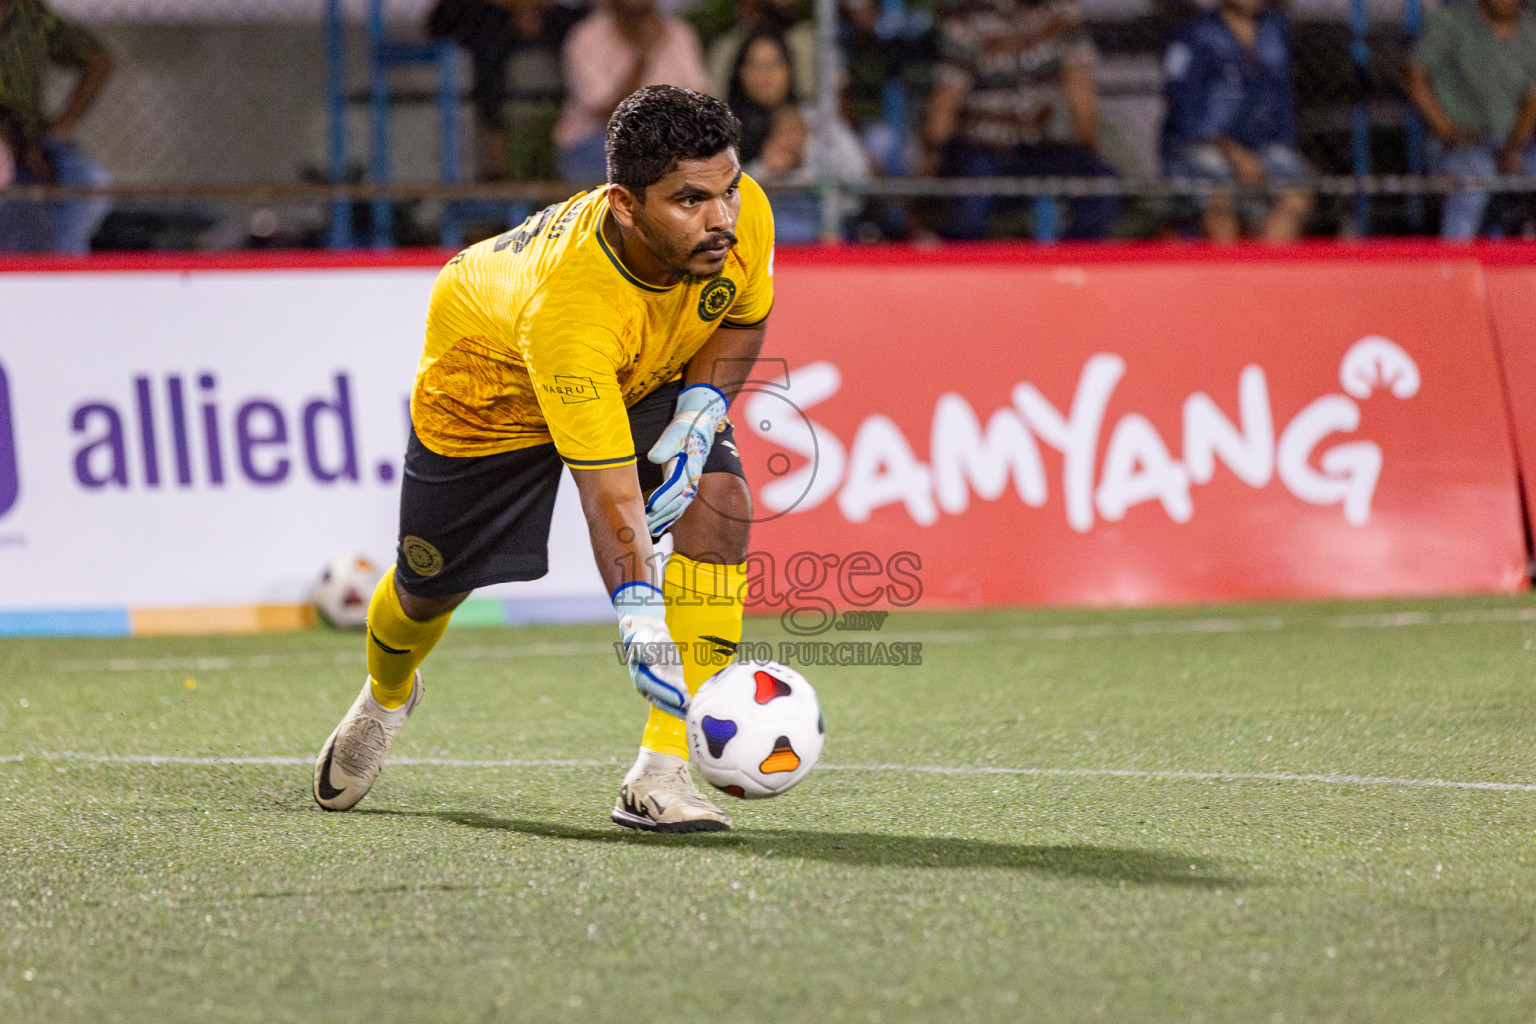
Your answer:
[362,809,1239,888]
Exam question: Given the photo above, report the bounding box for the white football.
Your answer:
[686,661,824,799]
[312,554,382,629]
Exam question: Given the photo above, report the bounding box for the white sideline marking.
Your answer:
[47,605,1536,674]
[2,753,612,768]
[903,605,1536,646]
[4,752,1535,793]
[56,642,608,674]
[825,764,1536,793]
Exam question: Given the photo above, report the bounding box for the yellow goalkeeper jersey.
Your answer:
[410,175,775,467]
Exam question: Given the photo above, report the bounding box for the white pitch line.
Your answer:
[821,764,1536,793]
[904,606,1536,646]
[2,753,614,768]
[58,641,610,675]
[4,751,1535,793]
[46,605,1536,674]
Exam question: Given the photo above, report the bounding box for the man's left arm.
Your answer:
[44,15,111,143]
[1058,14,1102,150]
[683,322,767,402]
[1500,89,1536,175]
[642,322,767,538]
[1060,61,1101,150]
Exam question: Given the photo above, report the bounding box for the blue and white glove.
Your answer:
[645,383,729,539]
[613,581,687,718]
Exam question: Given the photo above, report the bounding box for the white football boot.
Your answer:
[611,749,733,833]
[312,672,423,811]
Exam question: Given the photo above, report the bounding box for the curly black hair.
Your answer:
[605,85,741,197]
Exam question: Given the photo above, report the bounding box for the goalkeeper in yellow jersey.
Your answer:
[312,86,773,832]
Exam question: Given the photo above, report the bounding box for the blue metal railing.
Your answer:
[1403,0,1425,230]
[326,0,463,249]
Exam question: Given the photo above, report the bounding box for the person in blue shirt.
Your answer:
[1406,0,1536,240]
[1160,0,1311,242]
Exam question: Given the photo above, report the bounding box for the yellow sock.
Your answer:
[365,566,453,709]
[642,554,747,758]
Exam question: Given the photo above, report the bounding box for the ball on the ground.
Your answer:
[686,661,824,798]
[311,554,382,629]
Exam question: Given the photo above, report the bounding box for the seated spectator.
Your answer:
[922,0,1118,241]
[729,30,871,241]
[427,0,586,181]
[1160,0,1312,243]
[0,108,50,250]
[731,30,796,166]
[0,0,113,255]
[555,0,710,182]
[1408,0,1536,241]
[707,0,816,102]
[838,0,937,175]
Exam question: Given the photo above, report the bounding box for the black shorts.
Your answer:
[395,380,745,597]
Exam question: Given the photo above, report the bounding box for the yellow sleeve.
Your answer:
[721,174,775,329]
[520,289,636,469]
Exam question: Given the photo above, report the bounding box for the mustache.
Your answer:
[692,231,738,254]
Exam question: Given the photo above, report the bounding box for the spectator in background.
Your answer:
[728,29,871,240]
[428,0,585,181]
[839,0,937,175]
[922,0,1117,240]
[1408,0,1536,240]
[0,107,49,248]
[556,0,710,181]
[707,0,816,101]
[730,30,798,165]
[0,0,113,254]
[1160,0,1311,243]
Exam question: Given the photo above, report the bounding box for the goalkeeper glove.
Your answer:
[613,581,687,718]
[644,383,729,539]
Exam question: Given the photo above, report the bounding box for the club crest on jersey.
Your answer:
[698,278,736,322]
[401,536,444,578]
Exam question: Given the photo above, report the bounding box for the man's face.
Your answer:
[613,0,657,20]
[628,150,743,284]
[1219,0,1264,18]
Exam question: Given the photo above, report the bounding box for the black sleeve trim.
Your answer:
[721,310,771,329]
[561,454,637,469]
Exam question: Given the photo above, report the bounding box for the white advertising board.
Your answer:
[0,264,605,615]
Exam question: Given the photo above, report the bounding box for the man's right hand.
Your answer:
[1220,143,1267,187]
[614,581,688,718]
[1499,146,1525,175]
[22,143,54,184]
[1437,123,1483,147]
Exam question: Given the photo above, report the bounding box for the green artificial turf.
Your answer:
[3,595,1536,1022]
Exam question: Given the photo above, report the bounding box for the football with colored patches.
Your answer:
[312,554,383,630]
[685,661,824,798]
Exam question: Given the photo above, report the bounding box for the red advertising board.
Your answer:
[734,253,1528,609]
